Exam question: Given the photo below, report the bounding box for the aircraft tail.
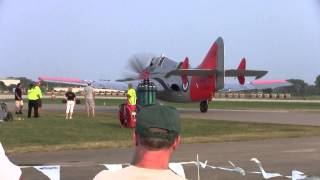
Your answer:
[237,58,246,85]
[198,37,224,90]
[164,37,225,90]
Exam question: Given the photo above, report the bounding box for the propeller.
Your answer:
[121,53,155,81]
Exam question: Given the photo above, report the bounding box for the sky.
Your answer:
[0,0,319,84]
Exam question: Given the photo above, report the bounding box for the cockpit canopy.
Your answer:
[149,56,166,68]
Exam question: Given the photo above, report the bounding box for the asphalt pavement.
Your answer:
[9,137,320,180]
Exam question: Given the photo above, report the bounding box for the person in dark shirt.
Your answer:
[14,83,23,114]
[65,87,76,119]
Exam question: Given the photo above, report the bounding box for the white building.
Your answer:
[0,79,20,86]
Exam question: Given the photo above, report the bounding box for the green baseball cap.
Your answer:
[136,104,181,141]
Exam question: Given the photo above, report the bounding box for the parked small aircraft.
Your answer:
[39,37,291,112]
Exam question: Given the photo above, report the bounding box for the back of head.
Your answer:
[136,104,181,150]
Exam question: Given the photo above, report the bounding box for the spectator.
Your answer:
[65,87,76,119]
[126,83,137,110]
[14,83,23,114]
[83,82,95,118]
[50,90,56,101]
[34,82,43,114]
[94,104,184,180]
[27,83,39,118]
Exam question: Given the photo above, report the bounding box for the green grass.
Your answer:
[1,112,320,153]
[3,98,320,110]
[7,98,319,110]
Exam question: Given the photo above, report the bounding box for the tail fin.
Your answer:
[237,58,246,85]
[180,57,189,90]
[198,37,225,90]
[181,57,189,69]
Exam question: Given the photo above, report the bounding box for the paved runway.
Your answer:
[180,108,320,126]
[9,137,320,180]
[8,102,319,126]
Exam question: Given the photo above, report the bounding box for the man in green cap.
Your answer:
[94,104,185,180]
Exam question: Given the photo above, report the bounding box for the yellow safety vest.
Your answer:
[127,88,137,105]
[28,88,38,100]
[34,86,43,98]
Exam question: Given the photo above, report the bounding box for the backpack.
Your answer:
[0,103,13,122]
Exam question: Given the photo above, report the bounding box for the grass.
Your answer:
[3,98,320,110]
[1,112,320,153]
[44,98,320,110]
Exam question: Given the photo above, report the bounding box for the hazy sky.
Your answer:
[0,0,319,84]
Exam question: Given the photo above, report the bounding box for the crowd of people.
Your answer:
[13,82,97,120]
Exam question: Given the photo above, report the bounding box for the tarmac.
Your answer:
[6,102,320,126]
[3,102,320,179]
[9,137,320,180]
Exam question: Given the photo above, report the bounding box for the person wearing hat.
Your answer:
[94,104,185,180]
[126,83,137,107]
[83,82,95,118]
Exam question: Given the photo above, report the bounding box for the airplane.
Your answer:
[39,37,291,113]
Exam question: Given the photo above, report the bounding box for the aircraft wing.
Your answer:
[221,80,292,92]
[38,76,88,86]
[165,69,267,79]
[165,69,218,78]
[38,76,166,92]
[116,78,139,82]
[38,76,128,91]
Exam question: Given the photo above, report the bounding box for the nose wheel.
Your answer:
[200,100,208,113]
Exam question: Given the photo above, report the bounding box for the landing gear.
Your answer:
[200,100,208,113]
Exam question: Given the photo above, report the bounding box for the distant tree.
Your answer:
[5,77,33,94]
[15,77,33,88]
[315,75,320,89]
[7,84,16,93]
[286,79,308,96]
[306,85,319,96]
[0,81,8,91]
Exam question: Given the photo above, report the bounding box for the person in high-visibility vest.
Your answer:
[126,83,137,110]
[27,83,40,118]
[34,82,43,113]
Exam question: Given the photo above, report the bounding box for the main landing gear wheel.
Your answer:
[200,100,208,113]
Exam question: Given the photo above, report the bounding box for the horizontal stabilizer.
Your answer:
[165,69,218,78]
[225,70,268,79]
[221,79,292,92]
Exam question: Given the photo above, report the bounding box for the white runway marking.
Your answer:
[282,149,317,153]
[209,109,290,113]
